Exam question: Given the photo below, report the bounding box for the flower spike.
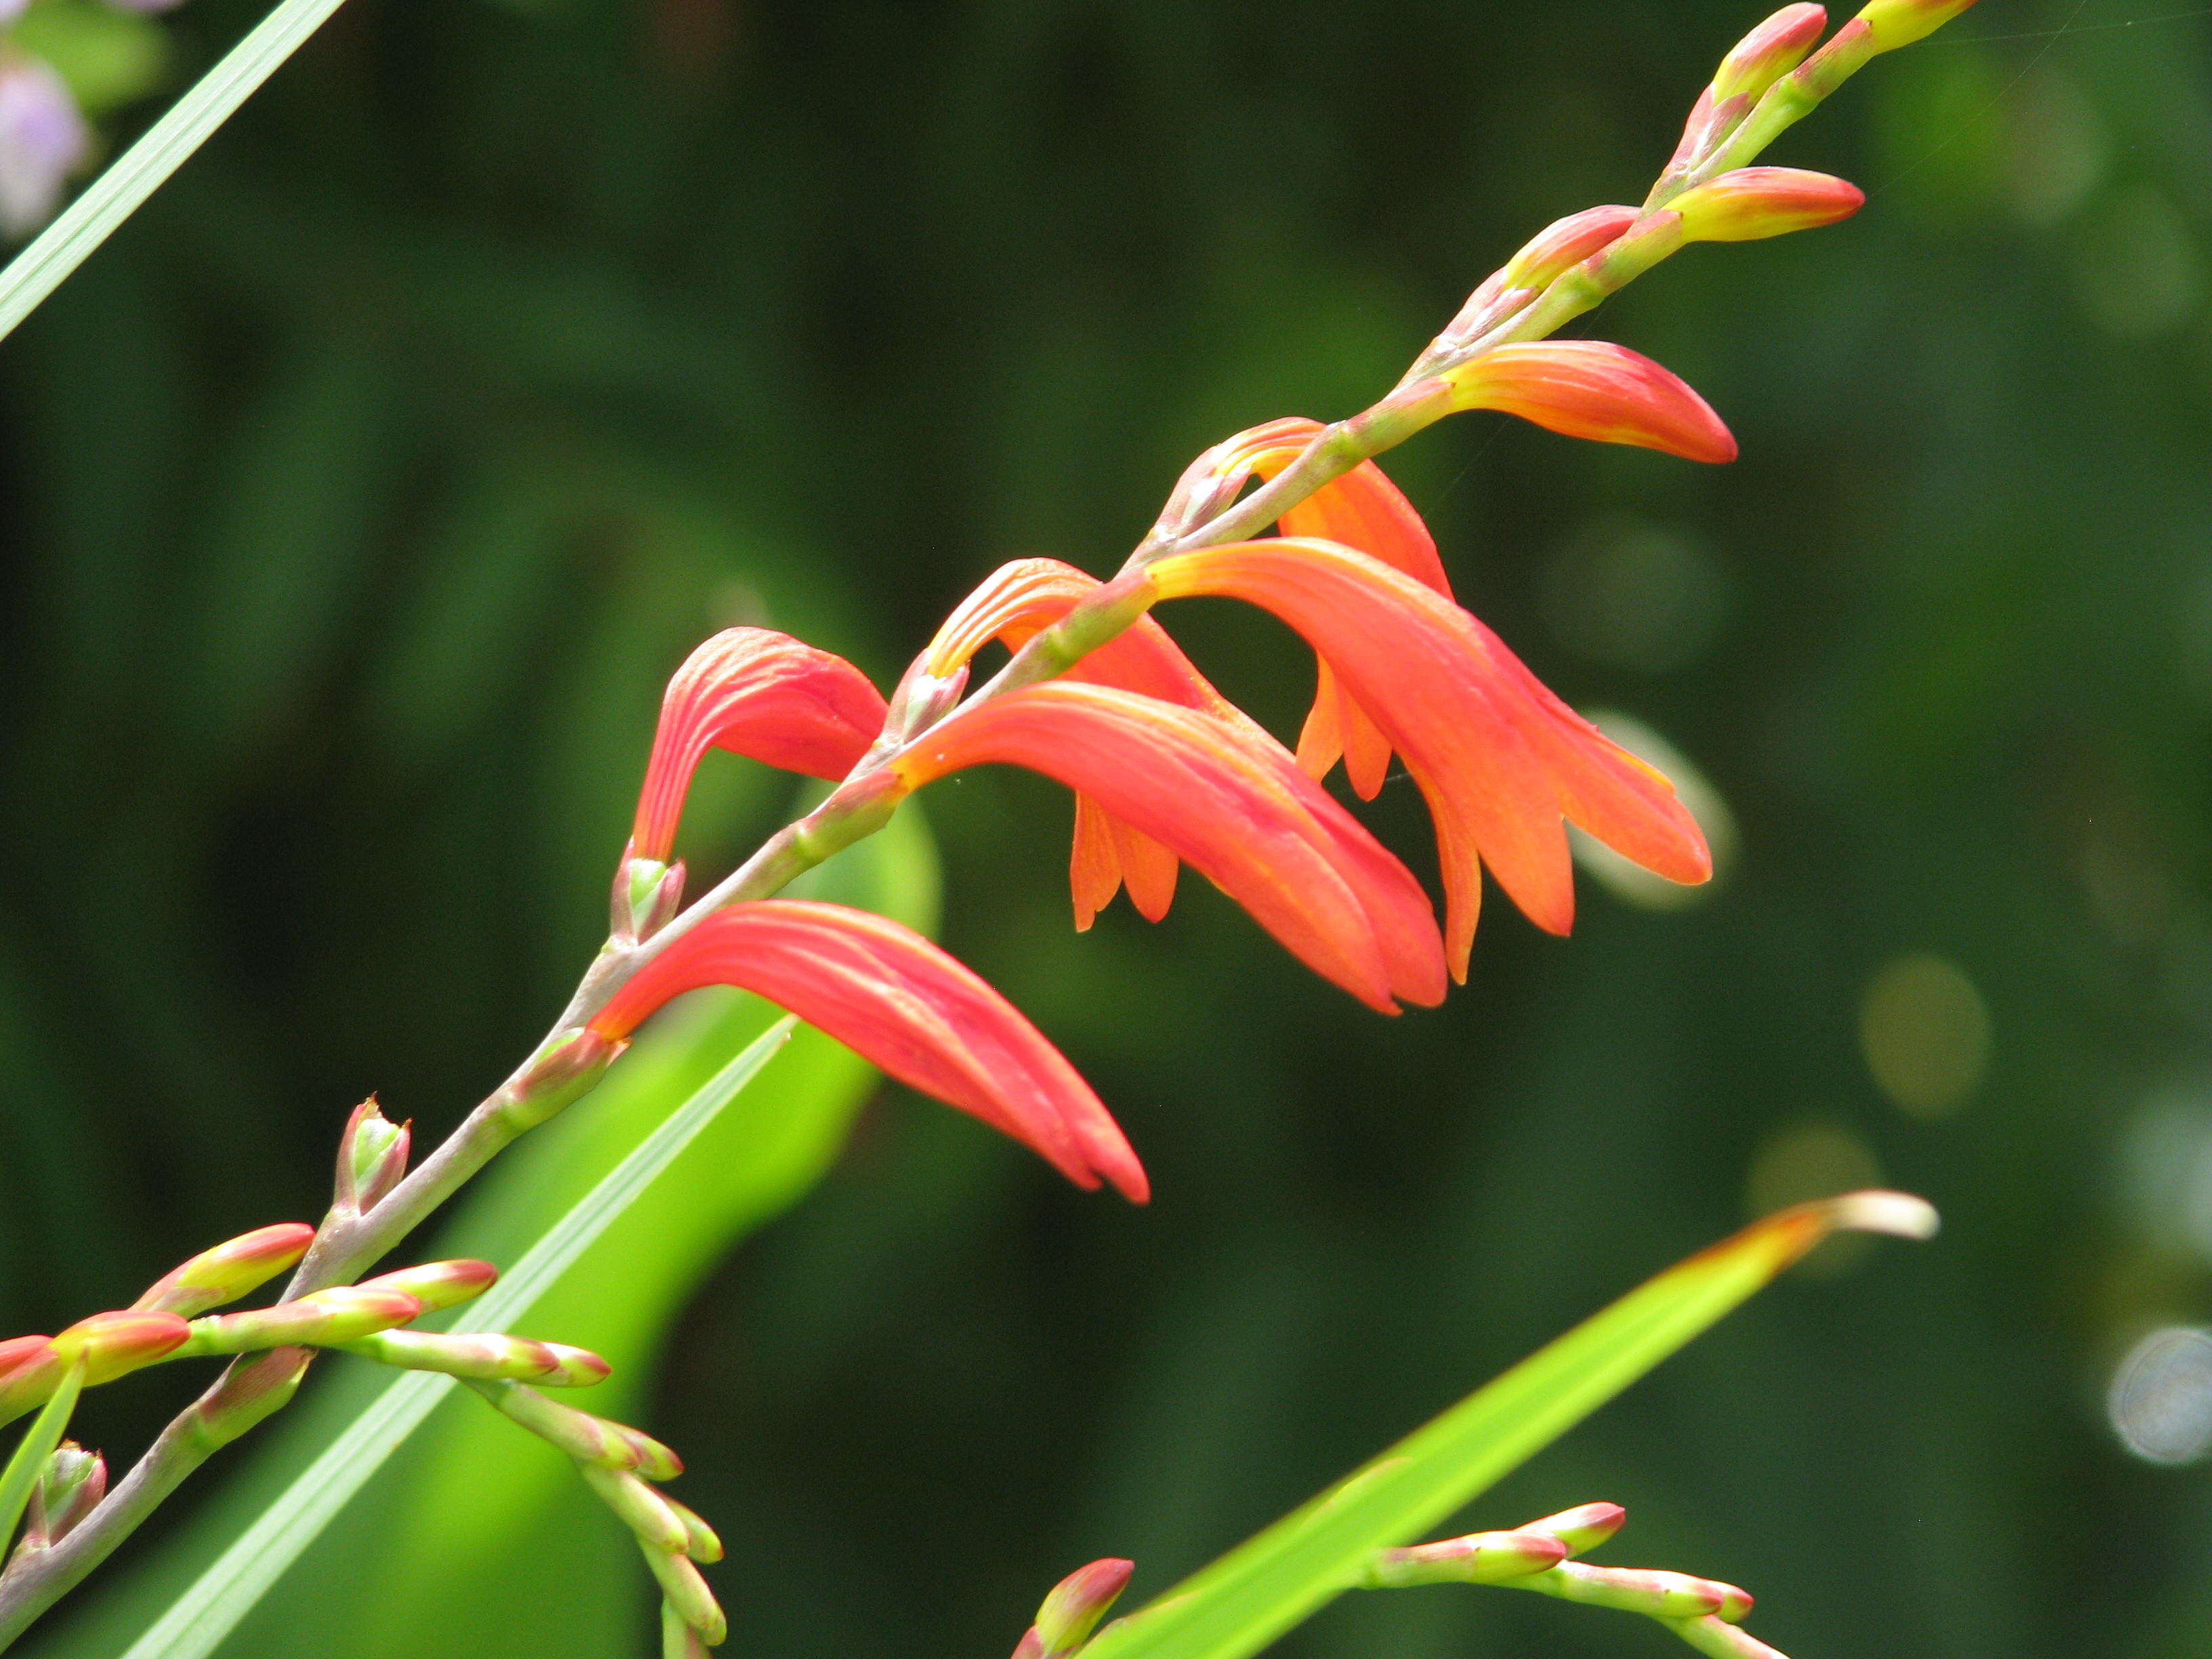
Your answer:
[592,901,1150,1202]
[1439,342,1738,463]
[630,628,888,863]
[893,682,1448,1012]
[1142,539,1711,975]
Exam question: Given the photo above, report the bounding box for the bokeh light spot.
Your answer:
[2108,1326,2212,1465]
[1540,516,1733,675]
[1858,954,1990,1118]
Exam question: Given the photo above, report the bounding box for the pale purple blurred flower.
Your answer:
[0,0,26,26]
[99,0,185,13]
[0,54,87,237]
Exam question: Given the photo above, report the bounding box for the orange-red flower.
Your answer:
[1141,537,1711,977]
[592,901,1148,1202]
[1439,342,1738,463]
[890,680,1448,1013]
[631,628,888,863]
[924,558,1274,929]
[1181,417,1452,798]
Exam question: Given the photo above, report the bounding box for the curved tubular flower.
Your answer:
[631,628,888,863]
[1439,341,1738,463]
[926,557,1272,929]
[590,901,1149,1202]
[1186,417,1452,798]
[891,681,1448,1013]
[1143,538,1711,975]
[1669,165,1863,243]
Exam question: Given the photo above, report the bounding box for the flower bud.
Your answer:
[350,1328,610,1387]
[1366,1530,1567,1588]
[478,1380,683,1478]
[1500,205,1641,295]
[335,1099,411,1215]
[1671,167,1862,243]
[181,1287,422,1355]
[613,853,687,946]
[1519,1500,1626,1555]
[493,1028,621,1134]
[581,1464,690,1553]
[134,1223,316,1317]
[1854,0,1978,52]
[1028,1558,1133,1658]
[1712,4,1828,101]
[1532,1561,1751,1620]
[0,1340,59,1427]
[52,1311,190,1385]
[360,1258,497,1313]
[667,1497,724,1563]
[638,1540,725,1645]
[22,1442,105,1550]
[187,1347,312,1450]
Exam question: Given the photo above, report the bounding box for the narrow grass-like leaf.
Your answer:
[0,0,352,343]
[116,1016,799,1659]
[1084,1192,1938,1659]
[0,1359,85,1555]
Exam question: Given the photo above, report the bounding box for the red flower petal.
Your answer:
[594,901,1147,1202]
[893,682,1446,1012]
[1145,539,1710,976]
[632,629,888,862]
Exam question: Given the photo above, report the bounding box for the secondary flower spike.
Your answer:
[630,627,888,863]
[592,901,1149,1202]
[1141,539,1711,975]
[1440,342,1737,463]
[892,682,1448,1011]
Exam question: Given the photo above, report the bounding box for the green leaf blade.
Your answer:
[1086,1194,1936,1659]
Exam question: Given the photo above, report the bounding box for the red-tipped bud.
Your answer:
[22,1442,105,1550]
[1443,341,1736,463]
[1854,0,1977,52]
[1713,4,1828,100]
[483,1380,684,1478]
[1672,166,1862,242]
[182,1287,422,1355]
[640,1544,726,1646]
[494,1028,621,1134]
[360,1258,498,1313]
[1027,1559,1134,1658]
[631,628,888,864]
[334,1097,411,1216]
[668,1497,724,1563]
[1537,1561,1753,1620]
[1501,205,1641,295]
[133,1223,316,1318]
[52,1311,190,1385]
[581,1463,689,1553]
[0,1339,59,1427]
[1366,1530,1568,1588]
[1521,1500,1626,1556]
[351,1328,609,1386]
[613,853,687,946]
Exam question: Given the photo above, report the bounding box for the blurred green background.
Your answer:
[2,0,2209,1654]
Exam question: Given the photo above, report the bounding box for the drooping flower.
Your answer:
[630,628,888,864]
[925,557,1273,928]
[592,901,1149,1202]
[1176,417,1452,798]
[890,680,1448,1012]
[1439,342,1738,463]
[1140,538,1711,976]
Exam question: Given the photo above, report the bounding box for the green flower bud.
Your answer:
[133,1224,316,1318]
[359,1258,497,1313]
[335,1099,411,1214]
[1029,1559,1133,1658]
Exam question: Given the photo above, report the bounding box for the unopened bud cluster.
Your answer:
[1363,1501,1784,1658]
